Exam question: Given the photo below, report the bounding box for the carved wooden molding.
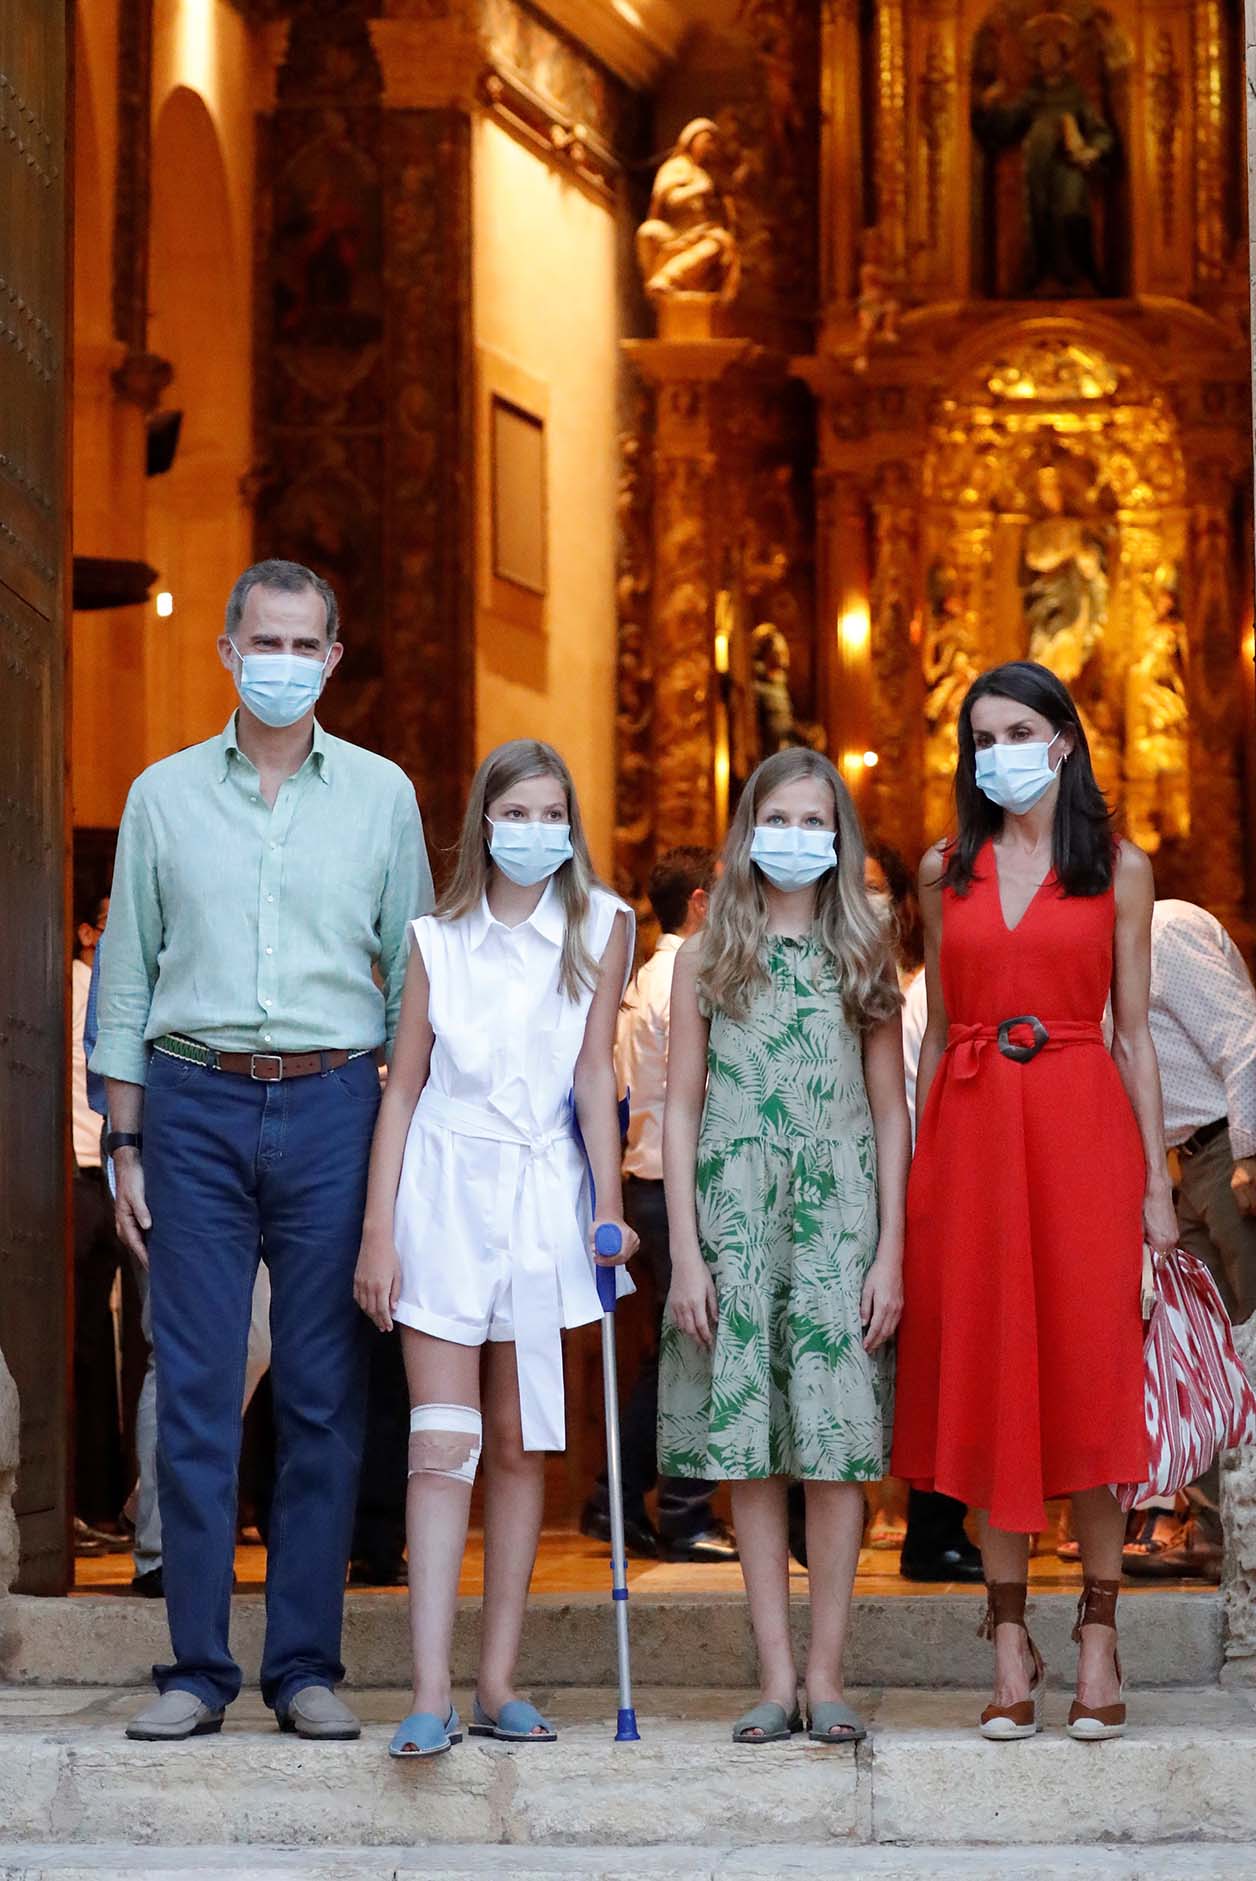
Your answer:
[478,62,618,197]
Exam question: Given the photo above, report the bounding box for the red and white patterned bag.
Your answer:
[1113,1247,1256,1512]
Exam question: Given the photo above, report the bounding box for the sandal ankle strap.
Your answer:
[1072,1576,1120,1643]
[978,1580,1027,1641]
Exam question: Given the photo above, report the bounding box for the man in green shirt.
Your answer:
[92,559,433,1742]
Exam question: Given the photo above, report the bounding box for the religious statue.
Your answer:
[1021,459,1108,684]
[973,10,1115,295]
[854,227,902,373]
[636,119,741,307]
[1125,565,1190,852]
[749,622,823,759]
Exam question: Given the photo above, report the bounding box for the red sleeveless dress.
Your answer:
[891,843,1149,1533]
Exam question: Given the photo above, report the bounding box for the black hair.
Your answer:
[942,660,1115,898]
[74,887,108,933]
[866,837,925,973]
[648,845,718,934]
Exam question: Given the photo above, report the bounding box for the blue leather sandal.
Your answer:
[388,1705,462,1758]
[468,1695,558,1742]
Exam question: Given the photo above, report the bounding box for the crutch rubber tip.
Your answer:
[615,1707,641,1742]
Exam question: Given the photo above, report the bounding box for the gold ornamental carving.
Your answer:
[918,322,1198,853]
[1192,0,1227,286]
[614,407,656,915]
[1146,30,1182,252]
[873,0,908,276]
[918,31,954,258]
[868,462,923,857]
[653,453,717,849]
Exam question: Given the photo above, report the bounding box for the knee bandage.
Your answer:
[408,1403,482,1485]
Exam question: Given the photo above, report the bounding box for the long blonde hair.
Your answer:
[440,739,600,1000]
[699,747,899,1029]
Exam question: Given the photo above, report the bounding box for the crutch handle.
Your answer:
[594,1223,622,1313]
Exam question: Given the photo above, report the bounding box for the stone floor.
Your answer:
[0,1684,1254,1852]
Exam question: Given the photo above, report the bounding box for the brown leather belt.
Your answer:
[153,1034,375,1083]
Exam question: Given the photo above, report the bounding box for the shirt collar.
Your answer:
[216,713,332,785]
[654,933,684,956]
[469,877,566,951]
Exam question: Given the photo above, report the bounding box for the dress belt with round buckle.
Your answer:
[153,1034,376,1082]
[946,1018,1104,1080]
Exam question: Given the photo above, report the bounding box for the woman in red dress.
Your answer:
[893,661,1177,1742]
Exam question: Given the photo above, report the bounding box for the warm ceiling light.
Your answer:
[839,605,870,652]
[155,591,174,617]
[863,749,879,768]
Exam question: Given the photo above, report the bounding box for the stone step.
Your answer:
[1,1686,1254,1851]
[0,1588,1222,1689]
[7,1850,1256,1880]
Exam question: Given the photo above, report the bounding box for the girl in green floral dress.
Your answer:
[659,748,910,1746]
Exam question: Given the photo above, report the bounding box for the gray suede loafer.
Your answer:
[278,1685,361,1740]
[126,1690,225,1741]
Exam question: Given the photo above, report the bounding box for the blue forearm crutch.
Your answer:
[594,1221,640,1743]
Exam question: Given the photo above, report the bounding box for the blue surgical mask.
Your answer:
[229,639,333,729]
[975,733,1064,815]
[487,819,574,887]
[750,826,837,891]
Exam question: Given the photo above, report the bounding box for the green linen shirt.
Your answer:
[90,716,434,1086]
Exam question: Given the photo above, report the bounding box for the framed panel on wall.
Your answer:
[491,395,547,596]
[476,348,550,677]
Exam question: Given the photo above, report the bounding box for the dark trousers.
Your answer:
[903,1487,970,1559]
[72,1164,127,1524]
[143,1049,378,1712]
[1177,1128,1256,1521]
[351,1327,410,1572]
[588,1175,716,1540]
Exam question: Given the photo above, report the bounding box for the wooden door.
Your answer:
[0,0,70,1594]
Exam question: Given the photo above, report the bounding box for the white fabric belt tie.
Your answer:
[415,1088,577,1453]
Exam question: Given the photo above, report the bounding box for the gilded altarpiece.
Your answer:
[804,0,1251,919]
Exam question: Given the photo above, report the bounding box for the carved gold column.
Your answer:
[873,0,908,279]
[907,0,963,302]
[1194,0,1228,288]
[622,342,753,854]
[868,462,923,860]
[820,0,863,311]
[1184,459,1246,919]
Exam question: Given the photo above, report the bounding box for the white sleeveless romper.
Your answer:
[393,881,634,1451]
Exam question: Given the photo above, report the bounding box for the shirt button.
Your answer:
[263,998,273,1007]
[269,842,278,851]
[251,794,259,803]
[267,894,274,903]
[263,1034,272,1043]
[266,946,273,955]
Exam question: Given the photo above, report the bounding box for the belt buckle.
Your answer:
[250,1053,284,1082]
[997,1015,1049,1064]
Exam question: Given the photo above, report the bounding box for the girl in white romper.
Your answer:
[354,739,637,1757]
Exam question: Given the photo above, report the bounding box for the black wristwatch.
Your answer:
[105,1131,143,1156]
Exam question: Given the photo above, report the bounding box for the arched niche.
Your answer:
[146,83,247,749]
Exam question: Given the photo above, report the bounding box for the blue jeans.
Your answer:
[143,1049,378,1711]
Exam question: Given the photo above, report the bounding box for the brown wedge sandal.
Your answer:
[1067,1577,1126,1741]
[978,1582,1046,1741]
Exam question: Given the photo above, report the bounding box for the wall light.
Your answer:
[842,751,866,777]
[839,604,870,653]
[156,591,174,618]
[1244,626,1255,666]
[862,750,879,768]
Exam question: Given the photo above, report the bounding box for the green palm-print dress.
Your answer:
[657,936,892,1481]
